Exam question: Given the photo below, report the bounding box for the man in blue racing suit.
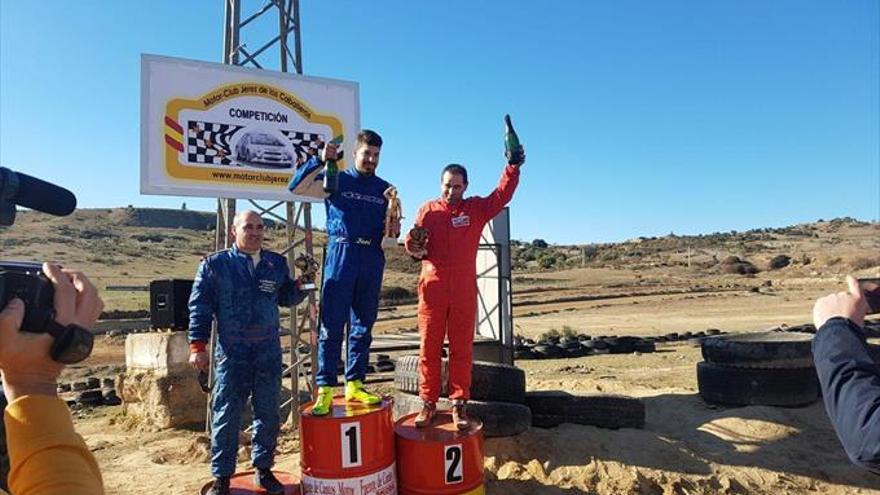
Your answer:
[287,129,399,416]
[188,210,306,495]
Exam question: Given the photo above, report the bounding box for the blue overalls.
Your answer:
[289,159,389,387]
[188,246,304,477]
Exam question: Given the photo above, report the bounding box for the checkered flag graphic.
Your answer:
[280,131,326,166]
[186,121,244,166]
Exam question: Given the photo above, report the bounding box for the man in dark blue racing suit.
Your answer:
[287,129,399,416]
[188,210,306,495]
[812,275,880,474]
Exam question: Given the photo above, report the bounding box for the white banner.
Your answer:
[301,464,396,495]
[140,54,359,202]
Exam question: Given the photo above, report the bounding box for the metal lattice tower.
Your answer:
[207,0,317,431]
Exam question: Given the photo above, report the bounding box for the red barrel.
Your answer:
[300,396,397,495]
[394,412,485,495]
[199,471,301,494]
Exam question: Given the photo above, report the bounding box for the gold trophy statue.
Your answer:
[383,185,402,248]
[294,253,319,291]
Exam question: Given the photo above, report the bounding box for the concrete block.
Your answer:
[125,331,190,373]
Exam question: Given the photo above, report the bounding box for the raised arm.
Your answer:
[478,163,521,220]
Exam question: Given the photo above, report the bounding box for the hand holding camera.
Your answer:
[0,263,103,401]
[812,275,876,329]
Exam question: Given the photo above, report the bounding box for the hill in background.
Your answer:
[1,208,877,314]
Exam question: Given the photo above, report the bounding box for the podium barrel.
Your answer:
[394,412,485,495]
[299,396,397,494]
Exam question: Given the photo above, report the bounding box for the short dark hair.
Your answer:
[441,164,468,184]
[356,129,383,148]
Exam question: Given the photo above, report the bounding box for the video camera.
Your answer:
[0,168,92,363]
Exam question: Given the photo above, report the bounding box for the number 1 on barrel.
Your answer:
[444,444,463,484]
[341,422,362,468]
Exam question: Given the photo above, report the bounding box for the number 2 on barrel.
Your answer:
[340,422,362,468]
[444,444,463,484]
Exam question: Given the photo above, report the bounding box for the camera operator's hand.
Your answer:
[0,263,103,402]
[813,275,868,329]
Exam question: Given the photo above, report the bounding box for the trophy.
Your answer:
[408,226,429,259]
[294,253,319,291]
[382,185,402,248]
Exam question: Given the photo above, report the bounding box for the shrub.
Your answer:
[722,261,760,275]
[851,257,880,270]
[532,239,548,248]
[768,255,791,270]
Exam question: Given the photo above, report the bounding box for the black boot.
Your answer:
[207,477,230,495]
[254,468,284,495]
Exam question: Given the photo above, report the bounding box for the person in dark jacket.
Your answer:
[812,275,880,474]
[188,210,307,495]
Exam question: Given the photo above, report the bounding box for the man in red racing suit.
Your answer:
[404,154,523,429]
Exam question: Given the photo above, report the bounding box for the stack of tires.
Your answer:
[393,356,532,437]
[697,331,819,407]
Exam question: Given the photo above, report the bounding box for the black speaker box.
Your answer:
[149,279,193,330]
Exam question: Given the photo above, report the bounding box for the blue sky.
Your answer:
[1,1,877,244]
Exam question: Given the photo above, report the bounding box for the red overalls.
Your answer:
[406,165,520,403]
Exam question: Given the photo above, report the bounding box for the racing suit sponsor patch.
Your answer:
[258,279,278,293]
[451,215,470,228]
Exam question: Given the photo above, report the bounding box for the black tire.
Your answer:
[525,391,645,429]
[76,390,104,407]
[102,389,122,406]
[394,355,526,403]
[375,360,395,373]
[634,341,656,353]
[701,331,814,368]
[696,361,819,407]
[393,392,531,438]
[533,344,564,359]
[513,347,536,360]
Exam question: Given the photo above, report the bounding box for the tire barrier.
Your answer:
[524,391,645,430]
[394,356,526,404]
[701,331,814,368]
[697,330,821,407]
[299,396,397,495]
[393,392,531,438]
[395,412,485,494]
[697,361,819,407]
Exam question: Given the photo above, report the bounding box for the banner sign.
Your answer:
[140,54,359,201]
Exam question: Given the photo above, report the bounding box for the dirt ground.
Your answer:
[68,276,880,495]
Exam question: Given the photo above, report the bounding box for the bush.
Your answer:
[532,239,548,248]
[722,261,760,275]
[768,254,792,270]
[538,253,557,269]
[851,257,880,270]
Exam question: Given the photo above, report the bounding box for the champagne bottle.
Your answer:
[504,114,524,165]
[322,135,344,193]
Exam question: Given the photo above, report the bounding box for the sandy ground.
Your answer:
[66,280,880,495]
